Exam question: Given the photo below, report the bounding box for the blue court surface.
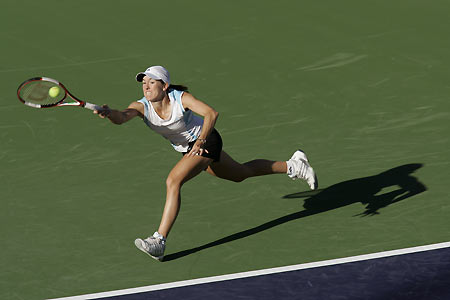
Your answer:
[50,242,450,300]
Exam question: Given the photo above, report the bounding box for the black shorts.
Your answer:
[182,128,223,162]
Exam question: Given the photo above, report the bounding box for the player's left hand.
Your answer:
[188,141,209,157]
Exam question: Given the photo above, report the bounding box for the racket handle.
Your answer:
[84,102,102,111]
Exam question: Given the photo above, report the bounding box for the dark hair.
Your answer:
[156,79,188,92]
[169,84,189,92]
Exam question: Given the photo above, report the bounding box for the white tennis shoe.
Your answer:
[290,149,309,162]
[135,232,166,261]
[287,150,318,190]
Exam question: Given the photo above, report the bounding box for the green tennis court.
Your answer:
[1,1,449,299]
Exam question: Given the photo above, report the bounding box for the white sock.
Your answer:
[153,231,166,241]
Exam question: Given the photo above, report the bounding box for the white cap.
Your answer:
[136,66,171,84]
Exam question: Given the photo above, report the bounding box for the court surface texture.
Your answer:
[1,1,449,299]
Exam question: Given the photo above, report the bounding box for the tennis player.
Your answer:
[95,65,318,261]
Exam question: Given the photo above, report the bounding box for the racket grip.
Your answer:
[84,102,102,111]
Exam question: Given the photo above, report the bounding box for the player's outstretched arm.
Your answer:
[94,101,144,125]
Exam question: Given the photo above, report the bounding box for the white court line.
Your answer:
[48,241,450,300]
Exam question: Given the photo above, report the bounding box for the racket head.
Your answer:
[17,77,69,108]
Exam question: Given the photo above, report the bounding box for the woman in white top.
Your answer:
[95,65,317,261]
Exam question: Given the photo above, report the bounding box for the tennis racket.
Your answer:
[17,77,102,111]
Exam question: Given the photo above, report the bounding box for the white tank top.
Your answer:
[138,89,203,152]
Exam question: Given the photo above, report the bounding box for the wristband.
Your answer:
[197,138,207,144]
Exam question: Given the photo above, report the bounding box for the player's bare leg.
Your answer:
[207,150,317,189]
[135,155,212,260]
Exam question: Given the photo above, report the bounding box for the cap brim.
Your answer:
[136,71,165,83]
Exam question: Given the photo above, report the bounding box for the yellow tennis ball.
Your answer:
[48,86,60,98]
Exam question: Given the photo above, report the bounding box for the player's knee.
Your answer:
[166,175,182,190]
[230,174,247,183]
[227,167,252,182]
[232,177,245,183]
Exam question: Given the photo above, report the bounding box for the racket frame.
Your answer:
[17,77,100,111]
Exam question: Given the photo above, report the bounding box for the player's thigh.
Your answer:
[206,151,249,181]
[167,155,213,186]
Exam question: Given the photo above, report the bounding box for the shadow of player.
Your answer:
[163,163,426,262]
[287,163,426,217]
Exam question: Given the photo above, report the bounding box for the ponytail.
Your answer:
[156,79,189,92]
[169,84,189,92]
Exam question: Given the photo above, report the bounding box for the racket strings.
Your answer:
[19,81,65,105]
